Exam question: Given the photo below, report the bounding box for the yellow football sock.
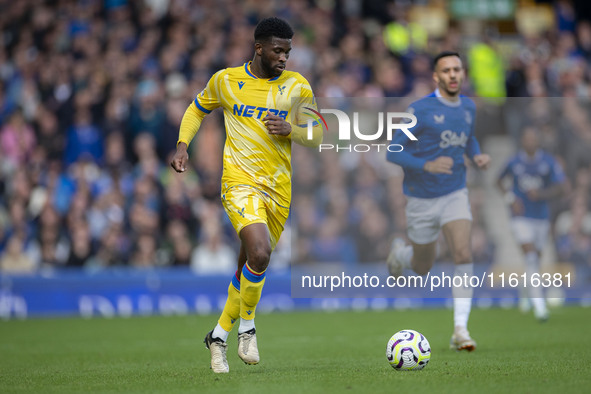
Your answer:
[217,271,241,332]
[239,262,266,320]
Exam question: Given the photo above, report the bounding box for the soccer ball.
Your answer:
[386,329,431,370]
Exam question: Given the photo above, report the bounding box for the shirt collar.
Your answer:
[244,62,281,82]
[518,149,542,162]
[434,88,462,107]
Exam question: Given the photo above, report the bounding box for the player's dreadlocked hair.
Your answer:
[254,17,294,43]
[432,51,461,69]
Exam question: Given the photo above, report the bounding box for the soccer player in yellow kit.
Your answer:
[170,17,322,373]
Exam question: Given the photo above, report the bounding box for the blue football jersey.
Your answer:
[498,150,566,219]
[388,90,481,198]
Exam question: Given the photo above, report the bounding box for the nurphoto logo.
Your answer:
[303,107,418,152]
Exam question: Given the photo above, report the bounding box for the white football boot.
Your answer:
[204,330,229,373]
[237,328,260,365]
[450,326,477,352]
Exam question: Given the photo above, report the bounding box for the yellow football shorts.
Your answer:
[221,184,289,250]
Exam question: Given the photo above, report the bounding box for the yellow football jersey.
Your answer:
[188,61,318,207]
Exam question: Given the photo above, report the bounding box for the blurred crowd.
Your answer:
[1,0,591,274]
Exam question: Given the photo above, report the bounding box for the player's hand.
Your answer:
[264,111,291,136]
[526,189,540,201]
[170,142,189,173]
[511,197,525,216]
[473,153,490,170]
[424,156,453,174]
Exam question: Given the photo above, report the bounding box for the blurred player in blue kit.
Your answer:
[386,51,490,351]
[496,127,567,321]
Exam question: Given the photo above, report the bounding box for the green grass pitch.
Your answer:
[1,306,590,393]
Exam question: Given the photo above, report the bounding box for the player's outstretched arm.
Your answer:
[170,103,207,173]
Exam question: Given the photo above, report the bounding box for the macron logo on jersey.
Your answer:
[233,104,288,120]
[439,130,468,149]
[238,81,245,89]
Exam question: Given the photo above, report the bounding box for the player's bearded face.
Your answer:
[260,37,291,77]
[434,56,464,97]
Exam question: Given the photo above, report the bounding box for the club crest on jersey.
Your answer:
[439,130,468,148]
[278,85,286,95]
[238,81,245,90]
[434,114,445,124]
